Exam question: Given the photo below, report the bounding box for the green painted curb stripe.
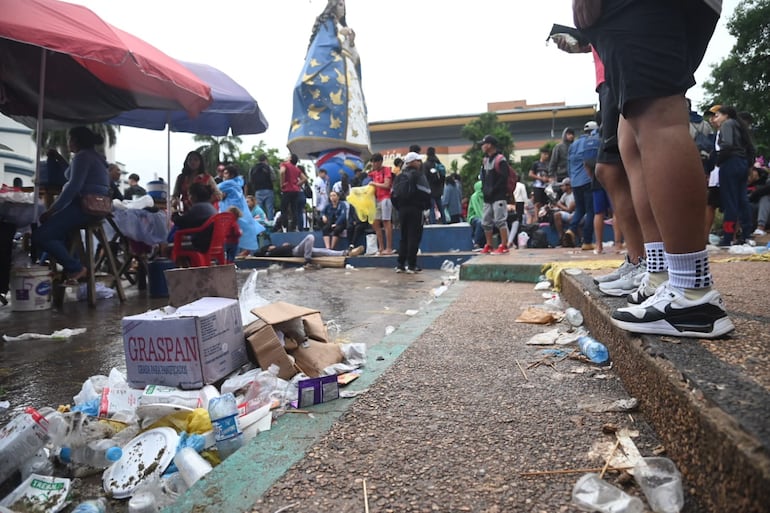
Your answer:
[163,281,466,513]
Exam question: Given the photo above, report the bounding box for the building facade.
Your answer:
[369,99,596,169]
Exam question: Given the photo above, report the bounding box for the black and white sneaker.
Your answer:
[395,266,405,273]
[611,283,734,338]
[626,272,657,305]
[594,257,642,284]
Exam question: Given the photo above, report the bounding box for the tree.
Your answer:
[458,112,515,196]
[702,0,770,155]
[519,142,557,189]
[193,134,244,174]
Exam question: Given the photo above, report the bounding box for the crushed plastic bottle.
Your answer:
[208,392,244,460]
[58,438,123,468]
[0,407,49,486]
[243,364,280,411]
[572,473,644,513]
[565,307,584,327]
[577,336,610,365]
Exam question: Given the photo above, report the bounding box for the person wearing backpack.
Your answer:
[478,135,511,255]
[392,152,431,273]
[423,147,446,224]
[563,121,596,250]
[249,154,276,220]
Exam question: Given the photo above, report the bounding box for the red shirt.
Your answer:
[225,217,242,245]
[369,166,392,201]
[281,161,301,193]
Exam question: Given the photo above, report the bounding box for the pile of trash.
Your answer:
[0,271,369,513]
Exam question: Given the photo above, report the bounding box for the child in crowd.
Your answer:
[224,206,243,262]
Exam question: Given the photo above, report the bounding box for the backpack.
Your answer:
[690,121,715,159]
[492,154,518,196]
[390,171,414,210]
[582,132,602,168]
[529,229,549,249]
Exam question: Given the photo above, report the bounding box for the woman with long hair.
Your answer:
[713,105,754,245]
[171,151,222,212]
[33,126,110,284]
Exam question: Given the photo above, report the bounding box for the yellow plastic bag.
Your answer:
[145,407,212,434]
[347,185,376,223]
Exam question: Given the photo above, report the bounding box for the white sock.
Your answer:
[666,249,713,290]
[645,242,667,273]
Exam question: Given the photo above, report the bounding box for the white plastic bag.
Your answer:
[365,233,378,255]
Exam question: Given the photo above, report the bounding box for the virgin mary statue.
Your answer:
[287,0,371,185]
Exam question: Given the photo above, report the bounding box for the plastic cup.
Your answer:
[572,473,644,513]
[634,457,684,513]
[173,447,213,488]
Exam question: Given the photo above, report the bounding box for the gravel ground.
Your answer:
[250,281,705,513]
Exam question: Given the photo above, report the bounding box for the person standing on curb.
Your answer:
[478,135,510,255]
[576,0,735,338]
[392,152,431,273]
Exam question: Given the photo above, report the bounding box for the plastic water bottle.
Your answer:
[71,498,107,513]
[572,473,644,513]
[0,407,49,486]
[577,336,610,364]
[208,392,244,460]
[243,364,282,413]
[58,439,123,468]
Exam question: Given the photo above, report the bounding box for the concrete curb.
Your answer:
[559,271,770,513]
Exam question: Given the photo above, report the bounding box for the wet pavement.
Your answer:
[0,265,452,425]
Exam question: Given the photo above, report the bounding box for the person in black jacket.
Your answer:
[712,105,754,245]
[248,154,276,220]
[478,135,511,255]
[393,152,431,273]
[423,147,445,224]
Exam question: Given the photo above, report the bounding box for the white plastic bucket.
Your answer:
[146,180,168,202]
[10,267,52,311]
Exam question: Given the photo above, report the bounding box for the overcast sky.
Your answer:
[69,0,740,185]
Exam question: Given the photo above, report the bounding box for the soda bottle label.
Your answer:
[212,414,240,442]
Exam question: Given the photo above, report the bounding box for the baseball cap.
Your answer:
[478,134,498,146]
[584,121,598,131]
[403,152,421,164]
[558,177,571,186]
[708,104,722,114]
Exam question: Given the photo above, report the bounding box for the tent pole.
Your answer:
[32,49,47,227]
[166,124,171,222]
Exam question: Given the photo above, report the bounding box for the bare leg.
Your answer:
[323,235,331,249]
[384,220,393,253]
[622,95,705,254]
[499,226,509,248]
[596,162,645,262]
[594,211,605,253]
[330,235,339,249]
[373,219,383,253]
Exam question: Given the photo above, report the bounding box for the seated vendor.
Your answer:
[168,182,217,253]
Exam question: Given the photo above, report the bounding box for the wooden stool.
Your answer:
[61,220,127,307]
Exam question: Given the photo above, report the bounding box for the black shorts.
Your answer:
[533,187,548,206]
[583,0,719,115]
[597,82,621,165]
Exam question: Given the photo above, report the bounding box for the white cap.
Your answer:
[403,152,421,164]
[584,121,598,131]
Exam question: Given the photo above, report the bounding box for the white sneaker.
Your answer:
[611,283,734,338]
[593,257,641,284]
[599,262,647,297]
[751,228,766,236]
[626,272,658,305]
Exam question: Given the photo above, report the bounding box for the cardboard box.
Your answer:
[244,320,297,380]
[122,297,247,389]
[164,264,238,308]
[293,339,344,377]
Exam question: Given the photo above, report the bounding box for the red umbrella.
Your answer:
[0,0,212,124]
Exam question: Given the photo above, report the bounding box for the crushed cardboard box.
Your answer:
[246,301,343,379]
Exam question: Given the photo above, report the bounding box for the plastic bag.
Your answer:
[346,185,376,223]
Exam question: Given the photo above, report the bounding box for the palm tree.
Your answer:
[32,123,119,159]
[193,134,243,174]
